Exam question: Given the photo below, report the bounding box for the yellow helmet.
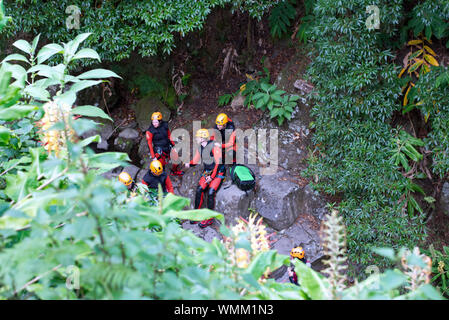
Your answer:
[216,113,228,126]
[119,172,133,186]
[290,246,305,259]
[151,112,163,121]
[195,128,210,139]
[150,160,163,176]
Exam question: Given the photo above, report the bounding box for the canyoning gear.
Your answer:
[229,164,256,192]
[119,172,133,186]
[199,219,213,228]
[211,118,237,164]
[141,169,174,194]
[188,138,223,227]
[195,128,210,139]
[170,164,184,176]
[291,246,305,260]
[151,112,163,121]
[215,113,229,126]
[150,160,163,176]
[289,269,299,286]
[146,120,181,171]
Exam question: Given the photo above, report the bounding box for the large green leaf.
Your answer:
[0,124,12,145]
[245,250,289,280]
[165,208,224,223]
[12,39,31,55]
[0,104,38,121]
[161,193,190,212]
[71,105,112,121]
[293,259,330,300]
[77,69,122,80]
[72,48,101,62]
[36,44,63,64]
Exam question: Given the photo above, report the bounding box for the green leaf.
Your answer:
[372,247,396,261]
[2,54,30,64]
[78,135,100,148]
[71,105,113,121]
[165,208,224,223]
[293,259,330,299]
[162,193,190,212]
[245,250,288,280]
[77,69,122,80]
[13,40,32,55]
[72,48,101,62]
[36,44,63,64]
[0,104,38,121]
[0,125,12,145]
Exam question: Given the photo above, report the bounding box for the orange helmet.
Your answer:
[151,112,163,121]
[195,128,210,139]
[119,172,133,186]
[216,113,228,126]
[150,160,163,176]
[290,246,305,259]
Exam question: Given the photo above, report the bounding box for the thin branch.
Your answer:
[14,264,62,295]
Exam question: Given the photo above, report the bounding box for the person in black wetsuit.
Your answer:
[145,111,183,176]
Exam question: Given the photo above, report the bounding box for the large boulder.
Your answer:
[251,170,302,231]
[215,183,255,226]
[138,138,152,169]
[297,184,329,221]
[177,165,204,209]
[113,127,140,153]
[130,96,171,131]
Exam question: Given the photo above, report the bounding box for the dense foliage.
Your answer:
[304,0,431,272]
[1,0,280,62]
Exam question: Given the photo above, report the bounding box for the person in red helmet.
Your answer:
[145,112,184,176]
[211,113,237,167]
[184,129,225,228]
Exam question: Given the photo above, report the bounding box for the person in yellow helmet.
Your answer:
[145,112,184,176]
[211,113,237,168]
[119,171,136,191]
[141,159,174,195]
[184,128,224,228]
[287,245,311,286]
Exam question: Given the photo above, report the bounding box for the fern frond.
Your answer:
[269,0,297,38]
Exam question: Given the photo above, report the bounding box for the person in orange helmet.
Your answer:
[211,113,237,169]
[184,129,225,228]
[287,246,311,286]
[145,112,184,176]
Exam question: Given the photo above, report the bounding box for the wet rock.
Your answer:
[215,184,255,226]
[138,138,152,169]
[118,128,139,140]
[177,165,204,209]
[252,170,301,231]
[122,165,141,181]
[79,118,114,151]
[298,184,329,221]
[230,92,245,110]
[114,136,135,154]
[438,182,449,216]
[181,221,223,243]
[131,96,171,131]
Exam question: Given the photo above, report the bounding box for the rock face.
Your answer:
[131,96,171,131]
[122,165,141,181]
[181,221,223,243]
[252,170,302,231]
[438,182,449,216]
[178,165,204,209]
